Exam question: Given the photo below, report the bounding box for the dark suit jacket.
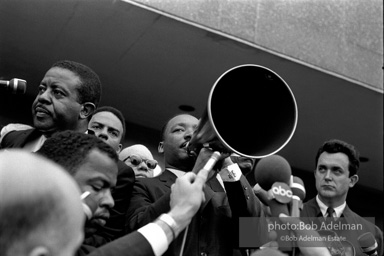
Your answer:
[77,231,154,256]
[1,128,135,248]
[0,128,42,149]
[126,169,269,256]
[302,197,383,256]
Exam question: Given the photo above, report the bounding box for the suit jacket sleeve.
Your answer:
[86,231,155,256]
[0,128,40,149]
[224,175,263,217]
[224,175,270,248]
[126,179,171,233]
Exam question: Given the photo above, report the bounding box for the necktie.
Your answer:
[326,207,336,227]
[326,207,335,219]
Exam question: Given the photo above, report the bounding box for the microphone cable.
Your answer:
[179,225,189,256]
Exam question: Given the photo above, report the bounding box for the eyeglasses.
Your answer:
[123,154,158,169]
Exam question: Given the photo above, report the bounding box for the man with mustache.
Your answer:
[0,61,135,246]
[126,113,269,256]
[0,60,101,151]
[301,139,383,256]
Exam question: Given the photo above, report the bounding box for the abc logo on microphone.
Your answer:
[270,182,292,204]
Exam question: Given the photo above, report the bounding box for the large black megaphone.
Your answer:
[188,64,298,159]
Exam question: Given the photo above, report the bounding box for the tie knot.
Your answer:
[326,207,335,218]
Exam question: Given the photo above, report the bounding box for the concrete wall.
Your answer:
[129,0,383,92]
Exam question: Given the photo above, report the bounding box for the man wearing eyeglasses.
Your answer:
[119,144,159,179]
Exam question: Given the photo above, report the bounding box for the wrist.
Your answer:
[167,209,191,236]
[158,213,178,240]
[219,163,242,182]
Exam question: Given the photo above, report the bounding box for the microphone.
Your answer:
[254,155,293,252]
[290,176,306,217]
[0,78,27,94]
[358,232,378,256]
[254,154,292,216]
[254,155,292,190]
[81,191,98,220]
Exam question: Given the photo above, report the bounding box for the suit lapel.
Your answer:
[200,176,226,212]
[160,169,226,212]
[207,175,225,192]
[159,169,178,189]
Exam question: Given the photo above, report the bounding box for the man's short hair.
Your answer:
[51,60,102,108]
[0,188,67,255]
[315,139,360,176]
[37,130,118,175]
[0,151,81,256]
[93,106,126,141]
[160,113,195,141]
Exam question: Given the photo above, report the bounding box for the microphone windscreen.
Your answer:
[254,154,292,190]
[358,232,378,255]
[1,78,27,94]
[12,78,27,94]
[291,176,306,200]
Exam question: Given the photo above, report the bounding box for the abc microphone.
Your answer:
[290,176,306,217]
[254,154,292,216]
[81,191,98,220]
[358,232,378,256]
[254,155,293,252]
[0,78,27,94]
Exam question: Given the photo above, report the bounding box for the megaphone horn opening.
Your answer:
[207,64,298,158]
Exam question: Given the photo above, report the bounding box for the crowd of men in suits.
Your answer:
[0,60,382,256]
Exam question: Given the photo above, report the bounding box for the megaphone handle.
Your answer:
[196,151,221,181]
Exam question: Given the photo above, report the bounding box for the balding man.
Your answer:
[120,144,158,178]
[0,150,85,256]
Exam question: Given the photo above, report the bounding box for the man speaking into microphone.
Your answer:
[301,139,383,256]
[126,113,269,256]
[0,60,101,152]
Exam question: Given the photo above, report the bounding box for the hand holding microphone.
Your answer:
[254,154,293,252]
[254,154,292,217]
[253,183,270,207]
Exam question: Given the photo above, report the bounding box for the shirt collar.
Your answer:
[167,168,186,178]
[316,195,346,218]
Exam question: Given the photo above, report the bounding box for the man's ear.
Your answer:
[158,141,164,154]
[117,143,122,154]
[349,174,359,188]
[79,102,96,119]
[29,246,49,256]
